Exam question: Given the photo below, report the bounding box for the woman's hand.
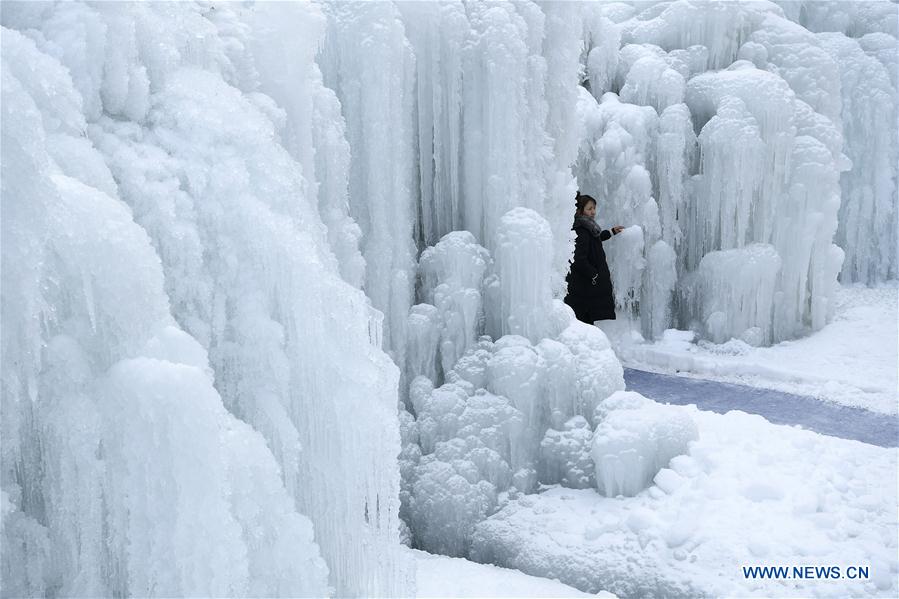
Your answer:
[611,225,625,235]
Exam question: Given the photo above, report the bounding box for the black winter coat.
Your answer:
[564,221,617,322]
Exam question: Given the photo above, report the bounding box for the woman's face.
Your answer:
[582,201,596,219]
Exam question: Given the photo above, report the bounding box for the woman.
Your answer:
[564,192,624,324]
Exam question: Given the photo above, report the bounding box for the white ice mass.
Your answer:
[1,0,896,597]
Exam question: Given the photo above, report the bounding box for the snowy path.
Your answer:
[624,368,899,448]
[619,285,898,415]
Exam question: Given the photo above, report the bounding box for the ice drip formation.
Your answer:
[2,1,895,596]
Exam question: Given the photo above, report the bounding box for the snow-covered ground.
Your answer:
[412,549,613,598]
[470,407,899,598]
[617,283,898,414]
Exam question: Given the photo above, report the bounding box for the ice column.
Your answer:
[655,103,697,272]
[541,0,585,297]
[492,208,554,343]
[461,2,547,252]
[398,1,468,247]
[319,1,417,362]
[819,33,897,283]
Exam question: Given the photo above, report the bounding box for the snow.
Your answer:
[471,407,898,598]
[411,549,608,598]
[622,283,899,414]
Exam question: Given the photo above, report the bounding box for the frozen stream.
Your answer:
[623,368,898,448]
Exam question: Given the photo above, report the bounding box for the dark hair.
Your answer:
[575,191,597,215]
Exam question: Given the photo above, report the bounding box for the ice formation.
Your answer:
[471,406,897,598]
[591,392,699,498]
[1,25,328,596]
[402,221,625,554]
[2,2,410,597]
[539,416,596,489]
[574,0,896,343]
[3,0,897,593]
[404,320,626,554]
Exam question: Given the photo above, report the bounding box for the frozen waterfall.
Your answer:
[2,0,896,596]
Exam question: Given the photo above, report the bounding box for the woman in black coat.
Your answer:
[564,192,624,323]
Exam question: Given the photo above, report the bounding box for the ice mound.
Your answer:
[557,321,626,424]
[539,416,596,489]
[692,244,782,344]
[418,231,492,377]
[591,392,698,497]
[410,455,498,557]
[404,315,626,554]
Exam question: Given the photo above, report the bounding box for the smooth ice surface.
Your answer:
[472,408,898,598]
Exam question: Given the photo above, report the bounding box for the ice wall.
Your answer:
[2,2,411,597]
[319,1,584,359]
[1,26,327,597]
[5,0,896,591]
[318,1,417,368]
[574,0,892,344]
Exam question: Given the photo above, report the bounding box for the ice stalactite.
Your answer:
[688,95,766,270]
[322,0,585,359]
[584,11,622,98]
[1,26,328,597]
[537,0,585,297]
[250,2,366,289]
[398,0,468,248]
[620,0,780,70]
[2,2,412,597]
[319,1,417,366]
[459,2,545,253]
[818,32,897,283]
[685,64,845,343]
[573,0,862,345]
[735,5,897,285]
[417,231,492,381]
